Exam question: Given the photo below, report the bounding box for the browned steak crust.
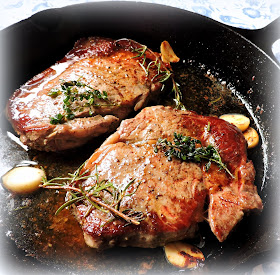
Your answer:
[6,37,167,151]
[72,106,262,249]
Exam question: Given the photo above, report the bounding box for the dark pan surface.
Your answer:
[0,2,279,274]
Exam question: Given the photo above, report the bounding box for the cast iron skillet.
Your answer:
[0,2,279,274]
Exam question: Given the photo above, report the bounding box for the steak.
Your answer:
[71,106,263,249]
[6,37,168,151]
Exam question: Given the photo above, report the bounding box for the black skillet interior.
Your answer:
[0,2,280,274]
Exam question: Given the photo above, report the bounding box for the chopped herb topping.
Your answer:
[154,132,234,178]
[48,79,110,125]
[50,113,65,125]
[48,88,61,98]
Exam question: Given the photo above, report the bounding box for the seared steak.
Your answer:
[6,37,168,151]
[72,106,262,249]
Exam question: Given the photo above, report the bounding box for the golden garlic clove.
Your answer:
[2,166,45,195]
[164,241,205,269]
[219,113,250,132]
[243,127,259,148]
[160,41,180,64]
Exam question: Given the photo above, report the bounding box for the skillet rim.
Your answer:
[0,1,279,274]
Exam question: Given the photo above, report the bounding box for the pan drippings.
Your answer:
[1,60,261,273]
[172,61,248,117]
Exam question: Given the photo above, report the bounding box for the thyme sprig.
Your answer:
[48,79,111,125]
[40,164,145,226]
[154,132,234,178]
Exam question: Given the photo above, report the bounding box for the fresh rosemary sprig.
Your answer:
[154,132,234,178]
[171,78,186,111]
[132,45,186,110]
[48,79,110,125]
[132,46,147,65]
[132,47,172,83]
[40,164,145,226]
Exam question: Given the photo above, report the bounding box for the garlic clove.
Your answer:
[164,241,205,269]
[2,166,45,195]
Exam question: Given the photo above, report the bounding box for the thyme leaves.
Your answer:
[50,113,65,125]
[40,164,145,226]
[48,79,110,125]
[154,133,234,178]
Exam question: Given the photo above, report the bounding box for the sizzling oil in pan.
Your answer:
[0,60,264,274]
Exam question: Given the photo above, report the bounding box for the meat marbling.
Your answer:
[6,37,167,151]
[71,106,263,249]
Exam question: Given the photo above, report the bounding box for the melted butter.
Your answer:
[50,61,71,75]
[10,61,72,120]
[25,61,71,96]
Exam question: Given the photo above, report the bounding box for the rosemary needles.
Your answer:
[40,164,145,226]
[132,44,186,110]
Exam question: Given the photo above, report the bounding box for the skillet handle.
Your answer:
[231,16,280,65]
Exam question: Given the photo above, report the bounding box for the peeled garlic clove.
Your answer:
[160,41,180,64]
[164,241,205,269]
[219,113,250,132]
[243,127,259,149]
[2,166,45,195]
